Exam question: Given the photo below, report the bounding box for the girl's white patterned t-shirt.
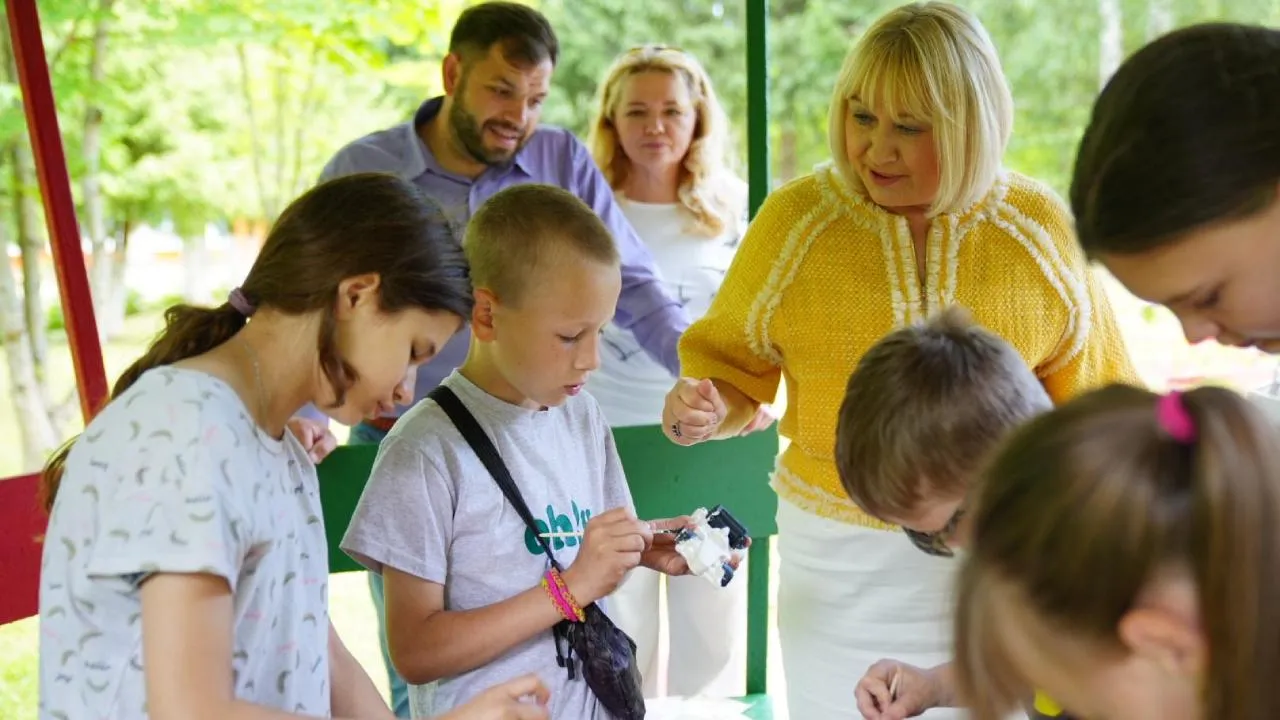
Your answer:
[37,367,331,719]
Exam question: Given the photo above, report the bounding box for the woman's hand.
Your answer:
[435,674,550,720]
[662,378,727,445]
[855,660,950,720]
[738,403,778,436]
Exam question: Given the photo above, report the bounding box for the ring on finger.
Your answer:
[671,421,683,438]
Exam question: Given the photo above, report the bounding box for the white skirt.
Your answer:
[608,562,748,698]
[776,497,966,719]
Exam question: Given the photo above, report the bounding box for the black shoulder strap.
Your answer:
[428,385,563,570]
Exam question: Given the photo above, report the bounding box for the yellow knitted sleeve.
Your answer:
[677,187,790,405]
[1034,192,1143,401]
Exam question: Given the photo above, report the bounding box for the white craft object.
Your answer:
[675,507,737,586]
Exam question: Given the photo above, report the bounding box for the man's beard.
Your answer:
[449,95,527,169]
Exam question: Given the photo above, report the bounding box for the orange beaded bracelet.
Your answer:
[542,568,585,622]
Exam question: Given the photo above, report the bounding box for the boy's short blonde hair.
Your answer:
[835,307,1051,520]
[464,184,619,306]
[827,1,1013,215]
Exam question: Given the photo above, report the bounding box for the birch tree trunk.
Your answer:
[0,219,61,469]
[1098,0,1124,90]
[13,144,48,379]
[1147,0,1173,41]
[0,10,51,382]
[82,0,118,338]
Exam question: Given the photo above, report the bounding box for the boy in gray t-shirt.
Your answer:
[341,185,695,718]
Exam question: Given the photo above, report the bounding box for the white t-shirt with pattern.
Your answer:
[38,367,331,719]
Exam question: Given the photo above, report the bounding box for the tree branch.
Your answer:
[236,43,272,221]
[48,15,84,70]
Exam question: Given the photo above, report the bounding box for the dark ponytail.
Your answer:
[41,172,473,513]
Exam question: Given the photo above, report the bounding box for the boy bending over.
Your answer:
[835,307,1066,720]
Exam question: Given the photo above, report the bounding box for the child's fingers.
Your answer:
[855,680,888,718]
[512,704,550,720]
[856,663,898,717]
[312,430,338,464]
[606,532,648,553]
[647,516,694,533]
[586,507,635,529]
[496,673,549,704]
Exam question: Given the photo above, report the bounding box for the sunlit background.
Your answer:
[2,0,1279,716]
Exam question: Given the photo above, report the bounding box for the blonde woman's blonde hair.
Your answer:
[589,45,742,236]
[828,2,1013,216]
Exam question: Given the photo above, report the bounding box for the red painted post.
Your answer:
[7,0,109,421]
[0,472,43,625]
[2,0,112,625]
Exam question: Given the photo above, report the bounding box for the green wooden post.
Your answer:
[747,0,770,219]
[745,0,772,700]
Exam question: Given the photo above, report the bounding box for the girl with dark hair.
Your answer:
[1071,23,1280,351]
[36,173,549,720]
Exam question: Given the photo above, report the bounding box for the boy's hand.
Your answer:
[855,660,948,720]
[436,674,549,720]
[561,508,649,604]
[663,378,727,445]
[640,516,693,575]
[640,517,751,576]
[286,417,338,464]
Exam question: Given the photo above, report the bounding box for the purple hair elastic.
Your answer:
[1156,391,1196,443]
[228,287,257,317]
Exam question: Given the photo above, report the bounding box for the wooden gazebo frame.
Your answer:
[0,7,774,697]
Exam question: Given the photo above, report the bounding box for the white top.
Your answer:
[38,368,331,719]
[340,371,634,718]
[588,193,746,427]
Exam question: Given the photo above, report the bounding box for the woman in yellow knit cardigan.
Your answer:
[661,3,1138,718]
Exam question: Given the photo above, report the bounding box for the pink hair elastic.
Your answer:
[1156,391,1197,444]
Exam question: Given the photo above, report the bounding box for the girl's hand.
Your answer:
[855,660,946,720]
[436,674,550,720]
[286,417,338,464]
[662,378,727,445]
[561,508,649,605]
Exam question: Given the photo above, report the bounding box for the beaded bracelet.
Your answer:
[541,568,585,622]
[541,572,580,622]
[549,569,585,622]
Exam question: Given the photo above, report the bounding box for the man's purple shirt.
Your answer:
[308,97,688,420]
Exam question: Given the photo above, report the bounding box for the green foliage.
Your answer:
[124,289,144,316]
[45,303,64,332]
[3,0,1276,253]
